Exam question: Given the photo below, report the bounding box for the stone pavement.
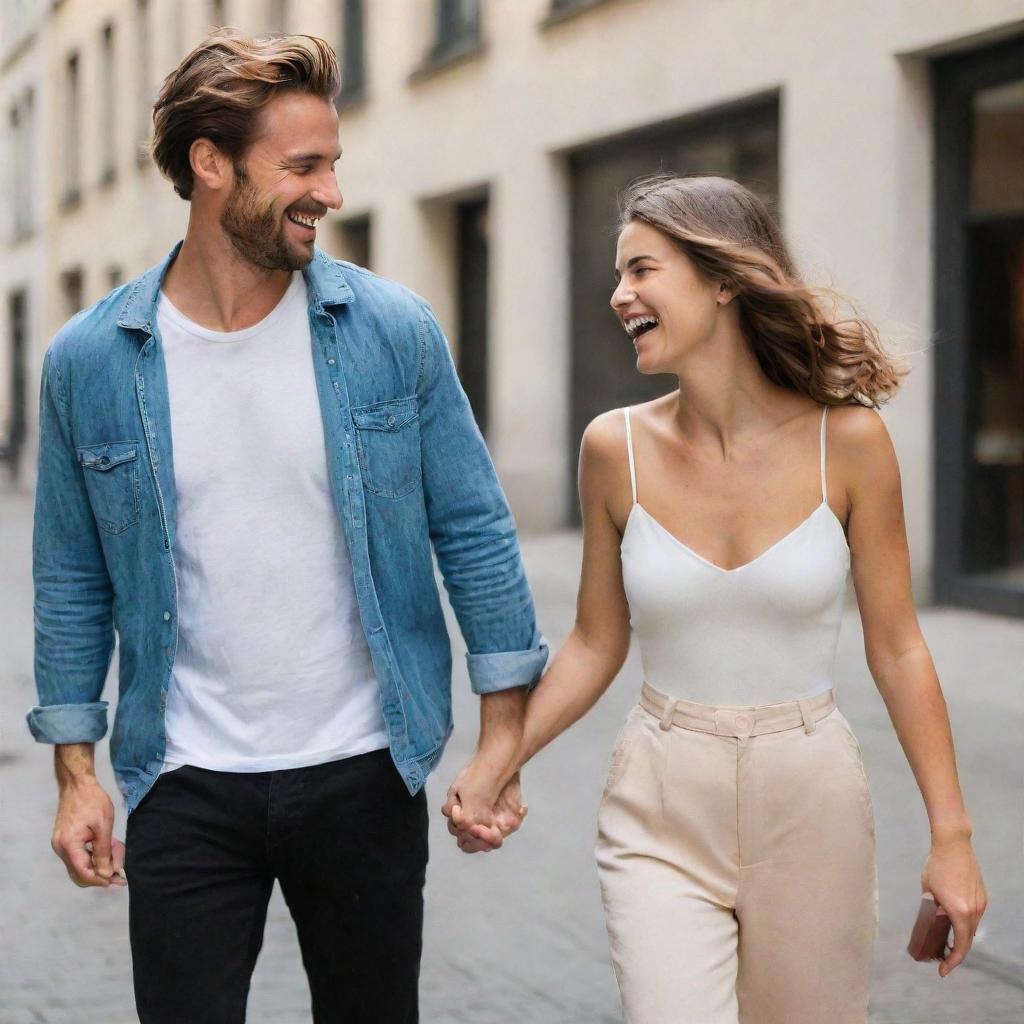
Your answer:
[1,487,1022,1023]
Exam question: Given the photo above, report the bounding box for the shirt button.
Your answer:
[162,611,171,622]
[387,415,396,427]
[99,456,110,466]
[327,357,336,365]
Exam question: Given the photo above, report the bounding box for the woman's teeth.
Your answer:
[625,315,659,339]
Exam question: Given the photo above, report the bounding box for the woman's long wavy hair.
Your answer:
[618,175,906,406]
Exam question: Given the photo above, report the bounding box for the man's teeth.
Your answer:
[625,315,659,338]
[288,212,319,228]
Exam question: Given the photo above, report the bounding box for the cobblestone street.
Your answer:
[2,488,1022,1023]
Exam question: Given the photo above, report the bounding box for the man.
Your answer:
[29,30,544,1024]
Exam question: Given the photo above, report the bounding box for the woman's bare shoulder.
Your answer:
[827,404,900,488]
[828,403,893,452]
[582,394,674,457]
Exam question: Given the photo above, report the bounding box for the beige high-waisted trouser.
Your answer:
[596,684,878,1024]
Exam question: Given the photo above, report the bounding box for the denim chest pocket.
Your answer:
[76,441,141,535]
[350,396,422,498]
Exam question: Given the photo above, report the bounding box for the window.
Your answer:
[934,35,1024,615]
[99,23,116,184]
[456,197,490,435]
[211,0,227,28]
[63,53,81,204]
[2,289,29,479]
[338,0,365,104]
[135,0,150,164]
[61,269,84,319]
[335,214,371,270]
[9,89,33,239]
[432,0,479,61]
[108,266,124,289]
[545,0,615,23]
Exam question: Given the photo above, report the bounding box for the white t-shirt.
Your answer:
[157,272,388,773]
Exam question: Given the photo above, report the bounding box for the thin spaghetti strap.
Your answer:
[623,408,638,506]
[819,406,829,505]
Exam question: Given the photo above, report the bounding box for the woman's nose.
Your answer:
[611,280,634,310]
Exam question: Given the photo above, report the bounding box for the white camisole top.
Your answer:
[620,406,850,707]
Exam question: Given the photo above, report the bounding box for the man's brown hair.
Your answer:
[151,28,341,200]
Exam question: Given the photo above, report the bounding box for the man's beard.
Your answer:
[220,164,312,272]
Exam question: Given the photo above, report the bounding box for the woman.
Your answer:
[444,175,986,1023]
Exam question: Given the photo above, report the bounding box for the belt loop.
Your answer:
[798,699,816,735]
[659,698,678,731]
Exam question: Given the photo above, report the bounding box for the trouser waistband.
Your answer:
[638,682,837,738]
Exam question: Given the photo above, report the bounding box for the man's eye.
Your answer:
[294,166,313,175]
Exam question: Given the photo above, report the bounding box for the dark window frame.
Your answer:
[337,0,366,107]
[62,51,82,207]
[336,213,372,270]
[135,0,151,168]
[99,21,117,186]
[410,0,483,82]
[9,88,35,240]
[932,33,1024,617]
[2,289,29,479]
[542,0,617,29]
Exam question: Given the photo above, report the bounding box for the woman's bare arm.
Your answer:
[441,412,634,843]
[837,405,986,977]
[514,413,634,767]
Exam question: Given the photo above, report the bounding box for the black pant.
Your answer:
[125,749,428,1024]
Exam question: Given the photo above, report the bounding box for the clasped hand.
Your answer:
[441,761,527,854]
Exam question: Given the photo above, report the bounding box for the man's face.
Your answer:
[219,91,343,271]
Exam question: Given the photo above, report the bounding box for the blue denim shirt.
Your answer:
[28,244,548,812]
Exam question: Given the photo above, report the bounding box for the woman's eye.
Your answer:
[633,267,650,277]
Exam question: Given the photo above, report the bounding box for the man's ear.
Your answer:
[189,138,231,193]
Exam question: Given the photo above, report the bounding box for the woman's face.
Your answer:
[611,219,724,375]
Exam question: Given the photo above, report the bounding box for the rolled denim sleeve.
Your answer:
[416,305,548,695]
[28,349,114,743]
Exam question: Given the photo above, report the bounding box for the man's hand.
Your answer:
[441,686,528,853]
[442,771,528,854]
[52,744,126,888]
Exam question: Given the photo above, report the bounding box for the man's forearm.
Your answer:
[473,687,528,773]
[55,743,99,790]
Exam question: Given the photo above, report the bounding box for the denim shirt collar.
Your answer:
[116,242,354,334]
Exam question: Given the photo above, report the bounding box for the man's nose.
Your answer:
[313,173,343,211]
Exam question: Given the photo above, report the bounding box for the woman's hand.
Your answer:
[920,833,987,977]
[442,769,527,854]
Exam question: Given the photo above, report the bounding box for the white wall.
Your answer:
[7,0,1024,592]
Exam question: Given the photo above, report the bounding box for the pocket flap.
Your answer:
[350,396,419,433]
[76,441,139,471]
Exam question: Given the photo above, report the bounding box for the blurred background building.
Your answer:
[2,0,1023,615]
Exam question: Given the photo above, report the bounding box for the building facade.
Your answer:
[2,0,1023,614]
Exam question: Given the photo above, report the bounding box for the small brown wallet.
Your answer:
[907,892,952,961]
